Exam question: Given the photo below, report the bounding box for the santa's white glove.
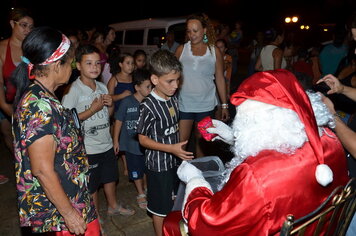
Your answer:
[177,161,203,184]
[178,161,212,223]
[206,119,234,145]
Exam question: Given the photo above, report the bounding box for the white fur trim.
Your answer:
[182,177,212,222]
[315,164,333,186]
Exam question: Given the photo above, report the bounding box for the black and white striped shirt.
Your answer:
[136,91,180,172]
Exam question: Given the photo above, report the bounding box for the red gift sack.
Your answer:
[197,116,217,141]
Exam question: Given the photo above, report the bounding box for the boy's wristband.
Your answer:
[89,107,95,115]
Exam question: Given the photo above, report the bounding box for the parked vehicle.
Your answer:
[109,17,186,57]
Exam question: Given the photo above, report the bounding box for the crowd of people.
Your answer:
[1,6,356,236]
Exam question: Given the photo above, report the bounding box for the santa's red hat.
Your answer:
[230,69,333,186]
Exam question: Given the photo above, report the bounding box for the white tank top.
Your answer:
[260,45,287,71]
[178,41,217,112]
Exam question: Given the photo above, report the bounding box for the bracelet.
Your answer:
[221,103,229,109]
[333,113,342,121]
[88,107,95,115]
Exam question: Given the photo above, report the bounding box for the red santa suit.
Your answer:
[163,69,349,236]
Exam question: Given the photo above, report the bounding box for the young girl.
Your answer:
[133,49,147,69]
[107,53,135,112]
[107,53,135,176]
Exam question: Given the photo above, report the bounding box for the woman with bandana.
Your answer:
[12,27,99,235]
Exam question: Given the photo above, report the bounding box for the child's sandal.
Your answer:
[136,194,147,209]
[107,204,135,216]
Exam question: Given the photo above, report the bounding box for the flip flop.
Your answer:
[107,204,135,216]
[136,194,147,209]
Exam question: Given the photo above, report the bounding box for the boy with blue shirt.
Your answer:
[113,68,152,209]
[136,50,194,236]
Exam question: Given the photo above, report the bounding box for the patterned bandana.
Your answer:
[25,34,71,79]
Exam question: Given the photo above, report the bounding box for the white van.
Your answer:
[109,17,186,57]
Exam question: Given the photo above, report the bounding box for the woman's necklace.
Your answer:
[34,79,58,100]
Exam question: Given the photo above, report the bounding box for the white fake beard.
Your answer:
[218,100,307,190]
[218,94,336,190]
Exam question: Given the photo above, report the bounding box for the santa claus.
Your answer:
[163,69,350,236]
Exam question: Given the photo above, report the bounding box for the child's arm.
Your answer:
[78,96,104,121]
[102,94,114,116]
[113,120,122,155]
[107,76,132,102]
[138,134,194,160]
[111,90,132,103]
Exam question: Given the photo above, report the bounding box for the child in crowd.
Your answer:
[113,69,152,209]
[136,50,194,236]
[107,53,135,176]
[107,53,135,115]
[215,39,232,119]
[101,44,121,85]
[62,45,135,224]
[133,49,147,69]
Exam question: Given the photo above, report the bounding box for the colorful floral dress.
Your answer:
[13,83,96,233]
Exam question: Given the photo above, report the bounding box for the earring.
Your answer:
[203,33,208,43]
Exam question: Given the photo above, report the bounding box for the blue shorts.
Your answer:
[125,152,145,181]
[87,148,118,194]
[179,110,215,122]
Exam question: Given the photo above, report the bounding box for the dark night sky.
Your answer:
[1,0,355,39]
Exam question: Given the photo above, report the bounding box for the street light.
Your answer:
[300,25,310,30]
[285,16,299,24]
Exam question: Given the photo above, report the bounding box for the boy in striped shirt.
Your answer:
[136,50,194,236]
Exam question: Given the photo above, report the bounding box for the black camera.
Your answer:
[311,82,331,96]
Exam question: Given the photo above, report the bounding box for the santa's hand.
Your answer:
[177,161,203,184]
[206,119,234,145]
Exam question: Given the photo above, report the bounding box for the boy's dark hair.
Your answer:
[149,50,182,77]
[133,69,151,86]
[133,49,147,59]
[75,44,100,62]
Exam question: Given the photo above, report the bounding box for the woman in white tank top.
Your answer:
[175,13,228,157]
[255,28,286,71]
